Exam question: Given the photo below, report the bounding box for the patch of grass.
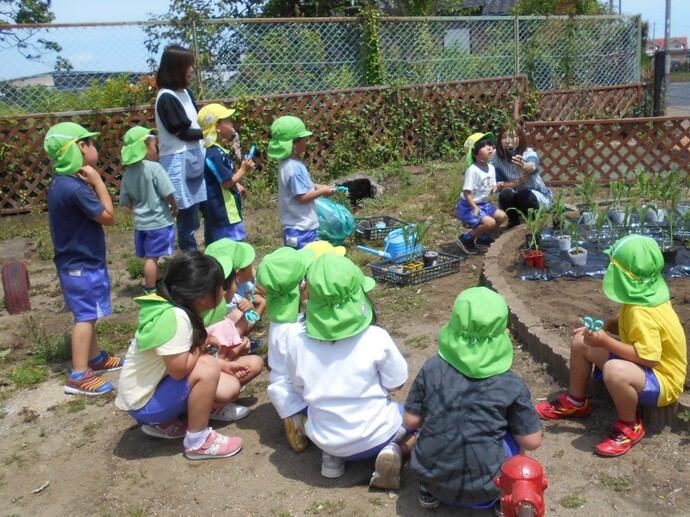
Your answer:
[7,363,48,387]
[33,331,71,364]
[404,335,429,349]
[0,410,7,420]
[126,505,148,517]
[83,422,102,436]
[304,500,345,515]
[553,449,565,459]
[368,496,384,506]
[67,398,87,413]
[561,495,586,509]
[97,320,137,353]
[127,257,145,280]
[270,509,292,517]
[4,452,26,467]
[601,475,631,492]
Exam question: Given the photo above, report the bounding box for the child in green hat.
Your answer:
[267,115,335,249]
[256,246,316,452]
[283,254,410,489]
[536,234,687,457]
[455,132,507,255]
[120,126,178,294]
[403,286,542,511]
[44,121,123,396]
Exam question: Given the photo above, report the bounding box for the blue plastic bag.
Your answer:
[315,198,355,245]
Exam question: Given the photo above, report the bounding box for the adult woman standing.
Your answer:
[494,123,553,228]
[155,45,206,250]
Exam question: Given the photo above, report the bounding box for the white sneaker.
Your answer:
[209,403,250,422]
[321,451,346,478]
[369,443,402,490]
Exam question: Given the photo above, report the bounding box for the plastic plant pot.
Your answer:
[423,250,439,268]
[556,235,571,251]
[568,246,588,266]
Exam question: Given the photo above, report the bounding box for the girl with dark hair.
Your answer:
[155,45,206,250]
[494,123,553,228]
[116,251,250,460]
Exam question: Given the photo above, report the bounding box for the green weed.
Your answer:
[67,398,87,413]
[4,453,26,468]
[601,475,631,492]
[97,320,137,353]
[127,257,145,280]
[561,495,586,509]
[126,505,148,517]
[8,363,47,387]
[33,331,71,364]
[83,422,102,436]
[305,500,345,515]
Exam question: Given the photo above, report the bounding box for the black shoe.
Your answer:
[419,485,440,510]
[456,234,478,255]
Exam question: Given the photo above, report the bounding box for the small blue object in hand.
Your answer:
[245,309,261,324]
[583,316,604,332]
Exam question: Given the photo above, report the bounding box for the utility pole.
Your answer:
[664,0,671,73]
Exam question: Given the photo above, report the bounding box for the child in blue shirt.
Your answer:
[267,115,335,249]
[120,126,178,294]
[44,122,123,396]
[197,103,255,245]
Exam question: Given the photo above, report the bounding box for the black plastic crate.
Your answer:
[355,216,407,241]
[369,251,463,286]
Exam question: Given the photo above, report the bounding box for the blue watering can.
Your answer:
[357,227,422,264]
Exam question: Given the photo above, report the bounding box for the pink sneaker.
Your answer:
[141,417,188,439]
[185,430,243,460]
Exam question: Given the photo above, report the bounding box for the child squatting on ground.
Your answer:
[284,254,413,490]
[456,132,507,255]
[119,126,178,295]
[404,286,542,512]
[536,234,687,457]
[267,115,335,249]
[43,122,124,396]
[115,251,261,459]
[197,103,255,245]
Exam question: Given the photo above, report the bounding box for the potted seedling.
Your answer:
[577,172,599,227]
[607,179,626,226]
[511,206,548,268]
[659,189,680,265]
[401,222,428,272]
[567,219,588,266]
[551,193,572,251]
[593,206,610,248]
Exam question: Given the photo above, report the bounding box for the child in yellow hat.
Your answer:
[44,122,123,396]
[120,126,178,294]
[197,103,255,245]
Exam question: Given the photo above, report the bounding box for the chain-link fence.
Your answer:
[0,15,640,116]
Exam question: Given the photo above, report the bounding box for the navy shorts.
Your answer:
[455,200,498,228]
[134,225,176,258]
[58,267,112,322]
[283,228,317,249]
[128,375,191,425]
[592,354,661,406]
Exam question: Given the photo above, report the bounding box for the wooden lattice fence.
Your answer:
[525,116,690,184]
[536,83,644,121]
[0,76,528,215]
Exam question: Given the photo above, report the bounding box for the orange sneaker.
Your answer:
[595,419,645,457]
[88,351,124,372]
[535,393,591,420]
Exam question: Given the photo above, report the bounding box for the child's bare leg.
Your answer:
[143,257,159,290]
[186,354,221,432]
[569,331,608,398]
[235,355,264,385]
[601,360,645,422]
[215,372,242,406]
[470,216,497,239]
[72,320,98,372]
[492,209,507,229]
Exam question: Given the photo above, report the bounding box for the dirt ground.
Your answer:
[0,170,689,517]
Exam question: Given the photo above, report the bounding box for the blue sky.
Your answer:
[51,0,690,39]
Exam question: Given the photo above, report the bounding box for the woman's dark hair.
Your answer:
[496,123,527,160]
[157,250,223,351]
[156,45,195,90]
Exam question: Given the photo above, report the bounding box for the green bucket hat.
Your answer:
[204,239,256,271]
[121,126,156,166]
[267,115,313,160]
[603,234,669,307]
[438,287,513,379]
[306,254,376,341]
[464,131,494,167]
[256,247,316,323]
[203,244,234,279]
[44,122,100,175]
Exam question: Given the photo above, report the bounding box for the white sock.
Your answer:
[183,427,211,450]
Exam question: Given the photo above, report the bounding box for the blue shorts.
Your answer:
[58,267,112,322]
[134,225,176,258]
[127,375,191,425]
[593,354,661,406]
[208,222,246,242]
[283,228,317,249]
[456,200,498,228]
[336,403,405,461]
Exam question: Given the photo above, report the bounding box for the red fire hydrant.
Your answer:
[494,455,548,517]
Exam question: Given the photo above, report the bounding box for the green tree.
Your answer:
[511,0,604,16]
[0,0,63,61]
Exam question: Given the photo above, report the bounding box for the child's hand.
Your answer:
[205,335,221,355]
[582,328,605,348]
[473,207,481,218]
[240,158,255,171]
[225,360,250,378]
[237,184,248,198]
[76,166,103,186]
[236,298,253,312]
[496,181,506,192]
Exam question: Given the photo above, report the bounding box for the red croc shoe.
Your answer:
[535,393,591,420]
